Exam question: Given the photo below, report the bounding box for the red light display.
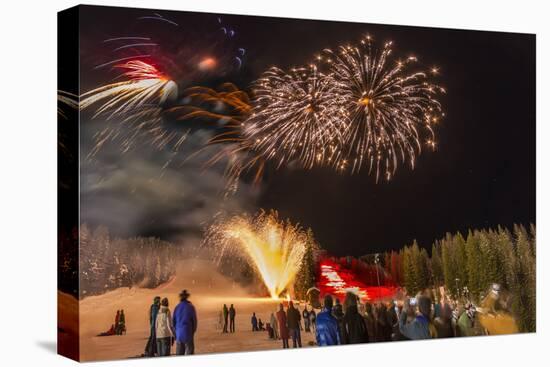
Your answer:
[318,258,397,302]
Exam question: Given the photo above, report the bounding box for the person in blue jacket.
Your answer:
[398,296,436,340]
[315,295,341,346]
[251,312,259,331]
[173,289,198,355]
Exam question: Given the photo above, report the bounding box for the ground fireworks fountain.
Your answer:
[203,211,311,299]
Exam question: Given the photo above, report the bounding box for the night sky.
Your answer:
[79,5,535,256]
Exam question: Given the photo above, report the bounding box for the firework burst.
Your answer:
[80,12,246,159]
[321,36,445,180]
[81,27,445,189]
[80,60,186,156]
[80,60,176,119]
[244,66,348,170]
[203,211,313,299]
[189,38,445,185]
[57,90,79,119]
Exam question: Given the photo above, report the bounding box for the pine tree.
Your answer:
[79,224,91,297]
[529,223,536,258]
[384,252,392,276]
[465,230,482,301]
[431,242,444,286]
[478,230,494,293]
[481,229,507,293]
[294,230,317,300]
[154,256,162,285]
[453,232,468,294]
[390,251,402,285]
[402,246,415,294]
[497,226,524,330]
[410,243,419,292]
[419,247,431,290]
[515,224,536,332]
[401,241,426,295]
[441,233,458,297]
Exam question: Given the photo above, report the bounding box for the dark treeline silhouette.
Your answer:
[77,224,180,298]
[58,226,79,297]
[375,224,535,333]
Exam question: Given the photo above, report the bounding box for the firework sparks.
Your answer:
[58,90,79,159]
[80,60,174,118]
[137,13,179,27]
[243,66,348,170]
[182,38,444,186]
[171,83,265,193]
[57,90,79,119]
[321,36,445,180]
[80,60,184,156]
[173,83,251,125]
[94,13,244,80]
[203,211,312,299]
[81,12,246,160]
[82,30,444,189]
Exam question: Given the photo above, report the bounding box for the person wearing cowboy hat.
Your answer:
[173,290,197,355]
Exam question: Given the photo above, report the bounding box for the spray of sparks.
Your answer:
[80,60,186,156]
[321,36,445,180]
[57,90,79,119]
[199,37,445,183]
[80,60,175,118]
[81,10,246,164]
[57,90,79,159]
[203,211,311,299]
[244,66,348,170]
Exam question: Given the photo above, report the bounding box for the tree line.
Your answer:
[379,224,535,332]
[78,224,180,298]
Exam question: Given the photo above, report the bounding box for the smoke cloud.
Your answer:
[80,122,259,245]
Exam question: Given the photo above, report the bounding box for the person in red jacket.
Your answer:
[114,310,120,335]
[276,303,289,348]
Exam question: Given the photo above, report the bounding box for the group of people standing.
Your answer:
[129,285,499,358]
[313,288,497,347]
[266,301,316,348]
[220,304,236,333]
[274,301,305,348]
[252,296,365,349]
[219,300,317,349]
[315,293,370,345]
[144,289,198,357]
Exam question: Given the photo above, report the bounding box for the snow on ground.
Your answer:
[78,259,316,362]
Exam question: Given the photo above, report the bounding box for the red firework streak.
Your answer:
[114,60,167,81]
[318,258,397,303]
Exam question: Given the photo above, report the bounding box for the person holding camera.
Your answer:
[398,296,437,340]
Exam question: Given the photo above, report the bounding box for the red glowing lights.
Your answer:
[318,259,397,302]
[114,60,166,80]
